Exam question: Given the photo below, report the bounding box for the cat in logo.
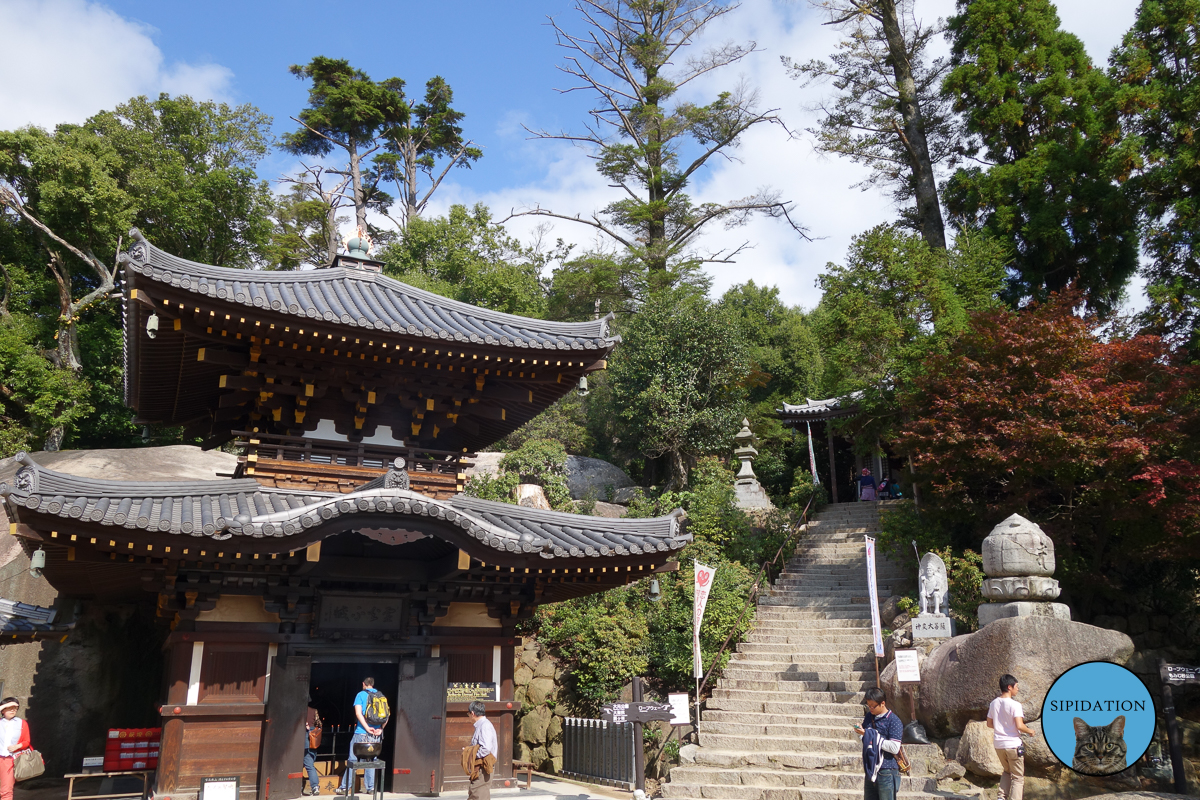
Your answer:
[1072,715,1127,775]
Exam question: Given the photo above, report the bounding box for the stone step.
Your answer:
[703,710,863,725]
[698,721,863,740]
[662,784,952,800]
[751,618,870,629]
[689,748,852,770]
[666,765,937,792]
[745,633,873,644]
[714,679,873,692]
[752,606,872,618]
[729,651,875,666]
[697,732,861,754]
[720,669,875,683]
[711,688,869,704]
[736,642,874,656]
[705,698,866,716]
[756,600,870,609]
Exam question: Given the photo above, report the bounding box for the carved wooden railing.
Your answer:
[233,431,474,499]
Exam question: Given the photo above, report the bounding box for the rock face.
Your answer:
[0,445,237,482]
[464,451,504,479]
[899,616,1134,737]
[515,484,551,510]
[564,456,634,500]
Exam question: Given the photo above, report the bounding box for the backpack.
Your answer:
[363,688,390,727]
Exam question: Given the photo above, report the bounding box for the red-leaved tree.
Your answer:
[895,292,1200,614]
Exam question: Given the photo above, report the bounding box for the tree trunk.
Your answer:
[665,449,689,491]
[348,138,369,233]
[405,141,420,227]
[48,252,83,372]
[324,195,340,263]
[644,61,668,274]
[877,0,946,250]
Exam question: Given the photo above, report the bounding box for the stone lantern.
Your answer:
[732,419,774,511]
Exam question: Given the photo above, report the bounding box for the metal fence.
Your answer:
[562,718,637,790]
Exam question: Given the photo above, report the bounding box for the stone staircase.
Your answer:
[663,501,951,800]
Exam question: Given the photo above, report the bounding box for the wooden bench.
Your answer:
[64,770,153,800]
[512,761,535,790]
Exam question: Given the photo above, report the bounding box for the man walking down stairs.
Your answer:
[662,501,949,800]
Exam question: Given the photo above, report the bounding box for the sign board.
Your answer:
[199,777,240,800]
[864,537,884,657]
[668,693,690,726]
[895,649,921,682]
[446,682,497,702]
[1161,663,1200,685]
[913,615,953,639]
[601,702,675,725]
[693,562,716,678]
[314,593,405,634]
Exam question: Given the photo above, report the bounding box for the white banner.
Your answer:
[806,422,820,484]
[865,537,884,657]
[693,561,716,678]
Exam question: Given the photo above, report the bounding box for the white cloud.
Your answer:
[0,0,232,131]
[440,0,1144,310]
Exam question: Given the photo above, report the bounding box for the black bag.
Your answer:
[902,720,931,745]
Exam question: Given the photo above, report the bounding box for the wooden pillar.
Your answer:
[826,422,839,504]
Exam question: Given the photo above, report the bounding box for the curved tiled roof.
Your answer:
[120,230,615,351]
[0,454,688,561]
[778,392,864,421]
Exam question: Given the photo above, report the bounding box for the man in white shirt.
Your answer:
[987,674,1037,800]
[467,701,498,800]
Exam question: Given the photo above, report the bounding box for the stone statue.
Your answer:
[918,552,949,616]
[977,513,1070,626]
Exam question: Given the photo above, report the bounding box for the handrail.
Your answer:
[693,494,816,723]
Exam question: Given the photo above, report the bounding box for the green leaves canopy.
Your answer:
[943,0,1139,312]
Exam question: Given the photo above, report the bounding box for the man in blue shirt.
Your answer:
[336,678,387,796]
[854,687,903,800]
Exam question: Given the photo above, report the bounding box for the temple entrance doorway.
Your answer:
[310,660,401,792]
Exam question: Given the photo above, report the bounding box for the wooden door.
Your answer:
[392,657,448,794]
[258,655,312,800]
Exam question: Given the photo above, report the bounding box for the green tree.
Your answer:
[606,290,750,488]
[787,0,954,247]
[373,76,482,227]
[516,0,806,277]
[379,203,550,317]
[283,57,408,236]
[85,94,274,267]
[270,166,351,268]
[1110,0,1200,347]
[815,224,1006,399]
[943,0,1139,312]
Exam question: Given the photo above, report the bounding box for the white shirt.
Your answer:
[988,696,1024,749]
[0,717,23,757]
[470,715,498,760]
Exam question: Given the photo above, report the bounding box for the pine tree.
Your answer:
[943,0,1139,312]
[1111,0,1200,346]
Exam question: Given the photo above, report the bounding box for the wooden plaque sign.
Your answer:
[314,593,406,635]
[601,702,674,724]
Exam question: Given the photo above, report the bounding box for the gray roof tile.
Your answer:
[0,454,688,561]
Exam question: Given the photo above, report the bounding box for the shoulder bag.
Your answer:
[14,749,45,782]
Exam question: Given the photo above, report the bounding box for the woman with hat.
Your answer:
[0,697,31,800]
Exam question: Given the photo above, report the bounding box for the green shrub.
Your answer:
[786,468,829,515]
[500,438,573,509]
[533,586,650,715]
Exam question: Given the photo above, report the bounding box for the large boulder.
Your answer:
[956,720,1003,777]
[909,617,1134,737]
[515,484,551,510]
[518,705,552,744]
[565,456,634,500]
[464,452,504,479]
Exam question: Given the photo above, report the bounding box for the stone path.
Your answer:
[663,501,955,800]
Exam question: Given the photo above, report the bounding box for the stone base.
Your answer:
[734,479,775,511]
[978,601,1070,627]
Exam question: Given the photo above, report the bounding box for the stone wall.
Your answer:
[513,638,567,772]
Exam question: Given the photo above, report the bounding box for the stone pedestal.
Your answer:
[978,600,1071,627]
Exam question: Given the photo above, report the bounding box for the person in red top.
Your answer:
[0,697,32,800]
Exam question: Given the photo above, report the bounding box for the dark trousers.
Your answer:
[304,748,319,791]
[864,768,900,800]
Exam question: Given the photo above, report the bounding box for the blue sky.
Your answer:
[2,0,1142,309]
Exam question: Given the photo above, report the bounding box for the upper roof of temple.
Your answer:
[119,231,614,450]
[121,230,614,350]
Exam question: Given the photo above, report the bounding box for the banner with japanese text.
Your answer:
[693,561,716,678]
[865,536,885,657]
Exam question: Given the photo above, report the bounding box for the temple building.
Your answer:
[0,231,688,800]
